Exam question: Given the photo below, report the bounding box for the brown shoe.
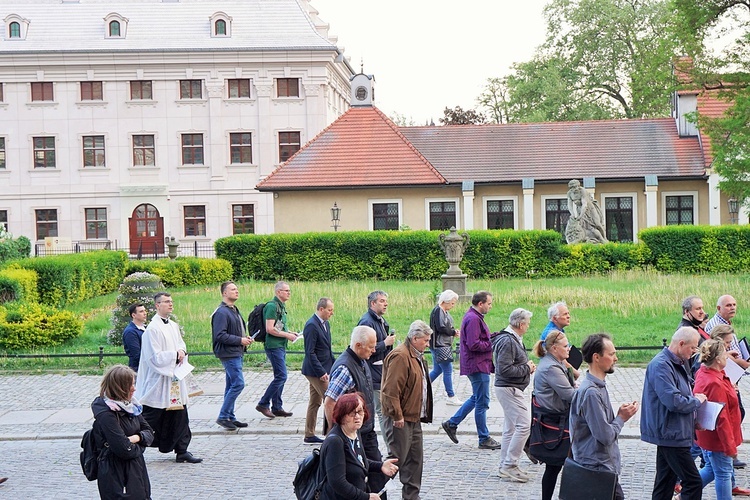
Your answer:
[272,408,293,417]
[256,405,275,419]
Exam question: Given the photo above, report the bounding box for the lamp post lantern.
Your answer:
[330,202,341,231]
[728,196,739,225]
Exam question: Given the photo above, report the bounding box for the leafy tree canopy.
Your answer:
[439,106,486,125]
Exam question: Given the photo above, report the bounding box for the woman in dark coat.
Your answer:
[428,289,462,406]
[320,393,398,500]
[92,364,154,499]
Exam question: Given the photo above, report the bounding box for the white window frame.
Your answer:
[103,13,128,39]
[482,195,519,230]
[600,192,639,243]
[209,12,232,38]
[368,199,402,231]
[540,194,569,230]
[661,191,699,226]
[425,197,461,231]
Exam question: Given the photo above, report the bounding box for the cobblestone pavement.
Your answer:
[1,367,750,498]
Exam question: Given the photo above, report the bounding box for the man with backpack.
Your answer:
[212,281,252,430]
[256,281,300,419]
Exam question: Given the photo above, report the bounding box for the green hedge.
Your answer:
[0,267,39,304]
[125,257,233,287]
[0,236,31,263]
[0,301,83,349]
[9,251,128,307]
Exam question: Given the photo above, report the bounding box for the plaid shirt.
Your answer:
[705,313,738,351]
[324,365,355,401]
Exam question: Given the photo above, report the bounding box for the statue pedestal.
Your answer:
[442,273,469,300]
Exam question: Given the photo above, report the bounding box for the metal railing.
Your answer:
[33,241,215,259]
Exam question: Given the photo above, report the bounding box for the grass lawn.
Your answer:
[2,269,749,372]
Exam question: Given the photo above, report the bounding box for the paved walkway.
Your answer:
[0,367,748,498]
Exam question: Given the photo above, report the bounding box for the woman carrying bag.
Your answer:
[91,364,154,499]
[531,330,577,500]
[429,289,462,406]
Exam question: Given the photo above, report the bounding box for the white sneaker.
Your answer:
[498,465,529,483]
[446,395,464,406]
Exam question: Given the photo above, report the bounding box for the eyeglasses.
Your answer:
[280,289,291,293]
[350,408,365,417]
[158,300,173,304]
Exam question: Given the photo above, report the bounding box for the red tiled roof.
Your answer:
[696,90,733,167]
[399,118,706,183]
[256,107,447,190]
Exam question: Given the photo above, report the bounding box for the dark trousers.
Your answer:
[652,445,702,500]
[542,464,563,500]
[361,427,388,500]
[142,405,191,454]
[384,418,423,500]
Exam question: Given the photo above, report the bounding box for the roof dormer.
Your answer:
[209,12,232,38]
[104,13,128,39]
[4,14,30,41]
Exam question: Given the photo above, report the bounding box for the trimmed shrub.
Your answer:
[0,267,39,304]
[10,251,128,307]
[124,257,232,287]
[108,272,165,346]
[0,301,83,349]
[0,234,31,264]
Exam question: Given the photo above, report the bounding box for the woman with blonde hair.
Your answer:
[91,364,154,499]
[429,289,462,405]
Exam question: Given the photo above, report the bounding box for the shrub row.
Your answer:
[0,267,39,304]
[7,251,128,307]
[124,257,233,288]
[0,236,31,264]
[0,301,83,349]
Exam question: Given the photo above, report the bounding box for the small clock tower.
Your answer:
[350,72,375,107]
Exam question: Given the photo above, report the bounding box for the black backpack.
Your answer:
[293,447,327,500]
[247,301,279,343]
[80,428,107,481]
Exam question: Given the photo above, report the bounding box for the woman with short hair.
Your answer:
[429,289,462,405]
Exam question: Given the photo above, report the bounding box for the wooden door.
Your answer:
[128,204,164,255]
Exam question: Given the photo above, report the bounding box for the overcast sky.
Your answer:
[311,0,550,124]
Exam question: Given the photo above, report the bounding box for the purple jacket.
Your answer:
[458,306,493,375]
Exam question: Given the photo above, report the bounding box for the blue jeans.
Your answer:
[430,360,455,397]
[447,372,490,443]
[259,347,287,410]
[218,357,245,420]
[701,450,733,500]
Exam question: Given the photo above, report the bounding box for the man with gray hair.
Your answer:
[492,308,536,482]
[324,326,389,498]
[541,301,570,341]
[381,320,434,500]
[641,327,707,500]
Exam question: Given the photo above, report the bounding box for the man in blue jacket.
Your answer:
[122,303,148,371]
[212,281,252,431]
[641,326,707,500]
[301,297,335,443]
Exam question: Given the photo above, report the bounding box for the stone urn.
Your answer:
[438,227,470,298]
[166,236,179,260]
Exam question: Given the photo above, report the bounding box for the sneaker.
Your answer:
[441,420,459,444]
[478,437,502,450]
[498,465,528,483]
[446,395,464,406]
[732,486,750,496]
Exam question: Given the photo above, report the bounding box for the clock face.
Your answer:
[355,86,368,101]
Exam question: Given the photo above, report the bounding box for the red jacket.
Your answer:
[694,365,742,456]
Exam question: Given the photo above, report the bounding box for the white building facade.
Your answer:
[0,0,353,254]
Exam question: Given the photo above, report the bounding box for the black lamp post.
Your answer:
[330,202,341,231]
[728,196,739,224]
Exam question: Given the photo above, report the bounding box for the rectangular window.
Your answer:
[545,198,570,235]
[0,83,3,102]
[35,209,58,239]
[228,79,251,98]
[279,131,301,163]
[132,135,155,166]
[373,203,399,230]
[487,200,514,229]
[33,137,56,168]
[0,210,7,233]
[181,134,204,165]
[666,195,694,225]
[130,81,153,100]
[31,82,53,101]
[605,196,634,242]
[276,78,300,98]
[230,133,252,164]
[80,81,103,101]
[82,136,105,167]
[0,137,5,169]
[232,204,255,234]
[184,205,206,237]
[179,80,202,99]
[429,201,457,231]
[85,208,107,239]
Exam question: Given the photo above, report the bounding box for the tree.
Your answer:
[439,106,486,125]
[476,77,511,123]
[389,112,416,127]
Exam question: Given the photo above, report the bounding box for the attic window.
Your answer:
[103,13,128,39]
[9,22,20,38]
[209,12,232,38]
[4,14,30,40]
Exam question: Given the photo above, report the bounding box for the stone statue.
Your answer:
[565,179,608,244]
[439,227,470,275]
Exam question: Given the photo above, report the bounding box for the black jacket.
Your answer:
[320,424,382,500]
[358,309,390,389]
[429,305,456,349]
[301,313,335,378]
[91,397,154,499]
[211,301,246,360]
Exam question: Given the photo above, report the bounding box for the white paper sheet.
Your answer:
[724,356,747,384]
[173,357,195,380]
[696,400,725,431]
[739,338,750,361]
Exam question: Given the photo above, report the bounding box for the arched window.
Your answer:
[9,22,20,38]
[109,21,120,37]
[215,19,226,36]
